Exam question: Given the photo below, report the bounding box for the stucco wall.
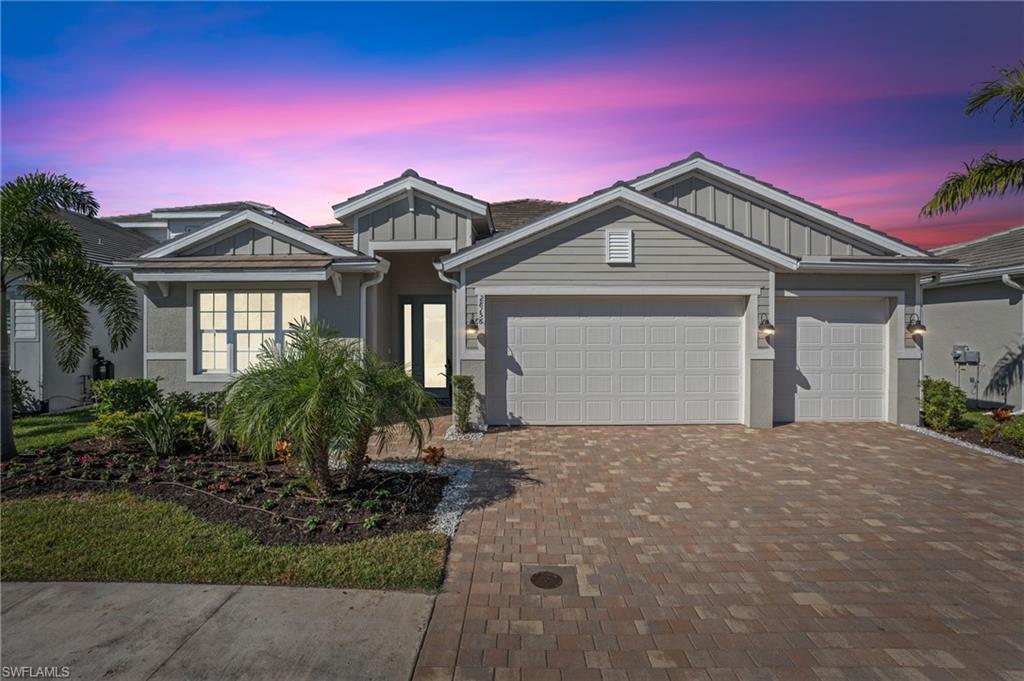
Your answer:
[923,280,1024,407]
[143,276,363,394]
[749,358,774,428]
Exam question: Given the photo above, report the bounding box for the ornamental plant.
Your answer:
[920,378,967,432]
[451,374,475,434]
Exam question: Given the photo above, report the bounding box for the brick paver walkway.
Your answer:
[407,422,1023,681]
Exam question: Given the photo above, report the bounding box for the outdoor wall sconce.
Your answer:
[466,317,480,337]
[906,314,927,336]
[757,313,775,336]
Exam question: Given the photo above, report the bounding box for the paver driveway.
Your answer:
[409,422,1023,681]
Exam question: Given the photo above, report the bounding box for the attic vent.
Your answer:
[606,229,633,264]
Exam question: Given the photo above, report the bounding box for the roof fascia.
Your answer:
[631,158,929,258]
[440,186,799,271]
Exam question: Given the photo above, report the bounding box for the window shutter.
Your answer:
[606,230,633,264]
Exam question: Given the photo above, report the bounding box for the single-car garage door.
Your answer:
[485,297,744,425]
[773,298,888,422]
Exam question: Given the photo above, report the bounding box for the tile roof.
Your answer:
[58,211,157,265]
[332,169,489,213]
[489,199,567,232]
[307,223,354,249]
[150,200,272,213]
[931,224,1024,273]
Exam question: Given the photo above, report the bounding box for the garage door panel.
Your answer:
[774,299,888,423]
[486,297,744,425]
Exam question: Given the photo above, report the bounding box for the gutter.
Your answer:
[359,259,391,350]
[1002,274,1024,292]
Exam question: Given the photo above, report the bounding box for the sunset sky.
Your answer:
[2,2,1021,248]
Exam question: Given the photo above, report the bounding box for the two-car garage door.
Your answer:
[485,297,744,425]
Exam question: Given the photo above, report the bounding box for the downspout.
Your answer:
[435,262,461,370]
[1001,273,1024,292]
[359,259,390,351]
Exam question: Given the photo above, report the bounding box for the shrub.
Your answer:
[979,422,1001,446]
[129,398,182,457]
[95,410,146,440]
[9,369,36,414]
[1001,418,1024,449]
[991,407,1014,422]
[451,374,475,434]
[174,410,212,453]
[165,390,225,417]
[92,378,160,415]
[920,378,967,431]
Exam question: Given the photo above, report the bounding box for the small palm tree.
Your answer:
[1,173,139,461]
[921,62,1024,216]
[218,321,434,495]
[343,351,435,490]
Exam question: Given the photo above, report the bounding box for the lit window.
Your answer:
[195,290,311,374]
[198,293,228,372]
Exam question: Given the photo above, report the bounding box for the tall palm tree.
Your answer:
[218,321,434,495]
[1,173,139,460]
[921,63,1024,216]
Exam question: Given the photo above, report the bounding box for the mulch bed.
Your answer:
[1,438,447,545]
[947,428,1023,459]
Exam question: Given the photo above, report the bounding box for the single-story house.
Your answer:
[8,212,155,411]
[115,153,962,428]
[922,225,1023,408]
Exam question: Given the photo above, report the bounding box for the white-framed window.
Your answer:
[605,229,633,264]
[195,290,311,374]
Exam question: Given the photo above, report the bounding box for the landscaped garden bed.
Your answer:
[2,440,447,545]
[919,378,1023,460]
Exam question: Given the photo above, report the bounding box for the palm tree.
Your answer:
[1,173,139,461]
[921,62,1024,216]
[343,351,435,490]
[217,321,434,495]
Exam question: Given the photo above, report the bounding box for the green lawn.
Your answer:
[13,409,96,451]
[960,409,997,429]
[0,491,447,590]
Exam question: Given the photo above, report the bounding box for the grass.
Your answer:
[960,409,997,430]
[13,409,96,451]
[0,491,447,590]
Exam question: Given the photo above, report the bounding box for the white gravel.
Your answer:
[901,424,1023,465]
[443,425,484,441]
[369,460,474,536]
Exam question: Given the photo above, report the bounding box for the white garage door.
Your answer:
[485,297,744,425]
[773,298,888,422]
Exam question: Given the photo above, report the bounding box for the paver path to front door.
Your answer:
[409,422,1023,681]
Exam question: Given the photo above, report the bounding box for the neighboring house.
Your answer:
[105,201,305,243]
[922,225,1024,408]
[8,211,156,412]
[115,153,961,428]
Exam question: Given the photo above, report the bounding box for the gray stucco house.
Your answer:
[922,226,1023,409]
[8,212,155,411]
[115,153,961,428]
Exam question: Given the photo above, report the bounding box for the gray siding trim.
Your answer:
[649,171,885,258]
[354,194,472,252]
[184,224,310,257]
[464,206,772,351]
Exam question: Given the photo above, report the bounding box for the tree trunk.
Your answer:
[312,448,335,497]
[342,423,374,490]
[1,285,17,462]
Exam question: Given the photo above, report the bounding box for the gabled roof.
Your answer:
[58,210,157,265]
[489,199,567,233]
[628,152,931,257]
[138,209,364,260]
[931,225,1024,274]
[332,169,489,219]
[441,183,801,271]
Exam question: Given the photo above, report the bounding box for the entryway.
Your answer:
[399,295,451,400]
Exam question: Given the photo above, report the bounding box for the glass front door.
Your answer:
[399,296,451,399]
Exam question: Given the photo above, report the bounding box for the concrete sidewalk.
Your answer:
[1,581,434,681]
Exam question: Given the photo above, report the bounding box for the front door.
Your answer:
[399,296,451,400]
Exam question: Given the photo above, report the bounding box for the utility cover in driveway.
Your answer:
[485,296,744,425]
